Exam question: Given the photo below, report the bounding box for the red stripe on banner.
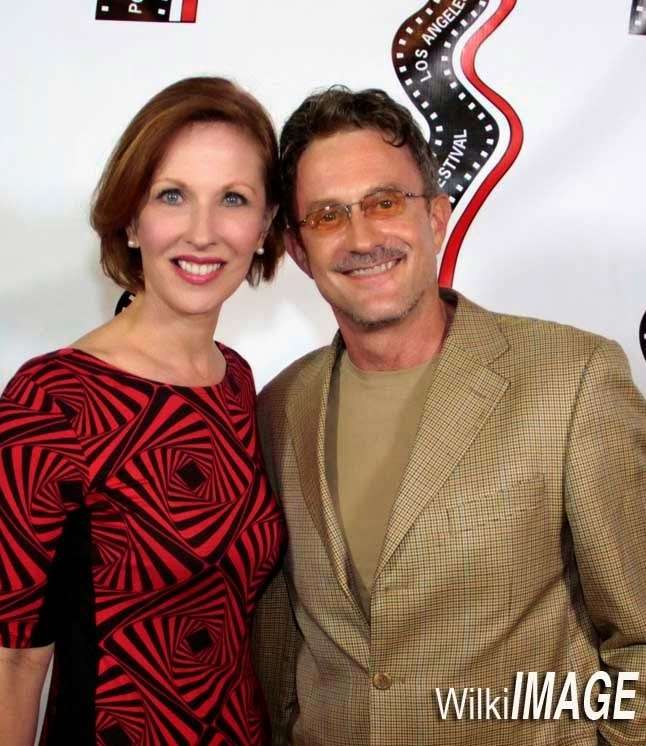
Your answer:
[181,0,198,22]
[439,0,524,287]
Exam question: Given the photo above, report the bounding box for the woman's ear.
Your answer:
[126,223,139,249]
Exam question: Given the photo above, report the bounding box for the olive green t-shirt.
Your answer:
[326,351,438,616]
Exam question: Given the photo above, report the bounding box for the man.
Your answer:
[252,86,646,745]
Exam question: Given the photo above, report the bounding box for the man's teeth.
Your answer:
[177,259,222,276]
[348,259,397,277]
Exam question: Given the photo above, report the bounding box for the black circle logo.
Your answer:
[640,310,646,362]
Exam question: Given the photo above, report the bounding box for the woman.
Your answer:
[0,77,286,745]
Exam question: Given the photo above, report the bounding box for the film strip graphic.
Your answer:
[392,0,522,286]
[96,0,198,23]
[630,1,646,34]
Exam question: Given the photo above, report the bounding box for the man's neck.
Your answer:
[337,297,454,372]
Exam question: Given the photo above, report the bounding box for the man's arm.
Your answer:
[565,339,646,744]
[0,644,53,746]
[252,569,301,746]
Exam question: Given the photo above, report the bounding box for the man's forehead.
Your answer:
[294,128,421,199]
[300,126,401,159]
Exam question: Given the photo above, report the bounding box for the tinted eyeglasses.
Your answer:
[297,189,429,234]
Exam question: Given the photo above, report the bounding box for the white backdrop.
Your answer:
[0,2,645,739]
[1,0,645,399]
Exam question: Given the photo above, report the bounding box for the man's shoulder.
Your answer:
[259,344,332,406]
[498,309,609,347]
[455,291,618,362]
[499,313,621,373]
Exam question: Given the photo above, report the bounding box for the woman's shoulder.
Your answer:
[9,348,81,385]
[1,349,89,421]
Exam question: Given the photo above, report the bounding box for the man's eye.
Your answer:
[306,206,344,230]
[372,193,400,211]
[223,192,247,207]
[316,205,346,225]
[158,188,183,204]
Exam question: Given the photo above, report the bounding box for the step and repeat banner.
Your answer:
[1,0,645,394]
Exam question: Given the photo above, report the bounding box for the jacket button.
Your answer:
[372,672,392,690]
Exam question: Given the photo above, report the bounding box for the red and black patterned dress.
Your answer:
[0,346,286,746]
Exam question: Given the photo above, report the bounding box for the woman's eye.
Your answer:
[158,188,183,205]
[223,192,247,207]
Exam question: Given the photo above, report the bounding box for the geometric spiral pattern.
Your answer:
[0,345,285,745]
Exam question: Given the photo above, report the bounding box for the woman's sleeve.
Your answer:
[0,370,88,648]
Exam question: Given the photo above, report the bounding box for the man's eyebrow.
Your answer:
[303,196,345,213]
[303,184,404,212]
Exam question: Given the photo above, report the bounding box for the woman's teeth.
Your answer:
[176,260,222,276]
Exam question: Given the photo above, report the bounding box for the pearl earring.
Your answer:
[127,239,139,249]
[255,246,265,256]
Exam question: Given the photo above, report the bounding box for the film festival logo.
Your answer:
[392,0,523,287]
[393,0,646,370]
[96,0,198,23]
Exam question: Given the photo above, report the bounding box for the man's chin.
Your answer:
[336,301,418,331]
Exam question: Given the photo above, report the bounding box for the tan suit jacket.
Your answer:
[253,291,646,746]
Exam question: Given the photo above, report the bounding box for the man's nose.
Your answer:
[344,208,383,250]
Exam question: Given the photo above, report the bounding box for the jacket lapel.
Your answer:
[377,292,510,575]
[286,338,360,606]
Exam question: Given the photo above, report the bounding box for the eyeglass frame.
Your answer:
[295,188,431,233]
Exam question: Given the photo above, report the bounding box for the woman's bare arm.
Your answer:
[0,644,54,746]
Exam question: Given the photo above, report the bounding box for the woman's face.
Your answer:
[129,121,272,324]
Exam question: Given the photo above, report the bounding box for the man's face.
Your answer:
[291,128,450,332]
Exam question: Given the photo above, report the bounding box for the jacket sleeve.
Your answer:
[252,567,301,746]
[564,339,646,744]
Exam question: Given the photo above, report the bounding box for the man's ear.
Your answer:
[259,205,278,245]
[428,194,452,254]
[285,229,313,278]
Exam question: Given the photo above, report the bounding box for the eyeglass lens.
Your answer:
[305,190,409,232]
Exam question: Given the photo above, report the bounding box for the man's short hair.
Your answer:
[280,86,441,231]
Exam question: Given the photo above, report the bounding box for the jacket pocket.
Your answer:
[447,474,544,534]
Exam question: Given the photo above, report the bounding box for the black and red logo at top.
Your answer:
[96,0,198,23]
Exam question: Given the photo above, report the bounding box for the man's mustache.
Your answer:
[332,245,408,273]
